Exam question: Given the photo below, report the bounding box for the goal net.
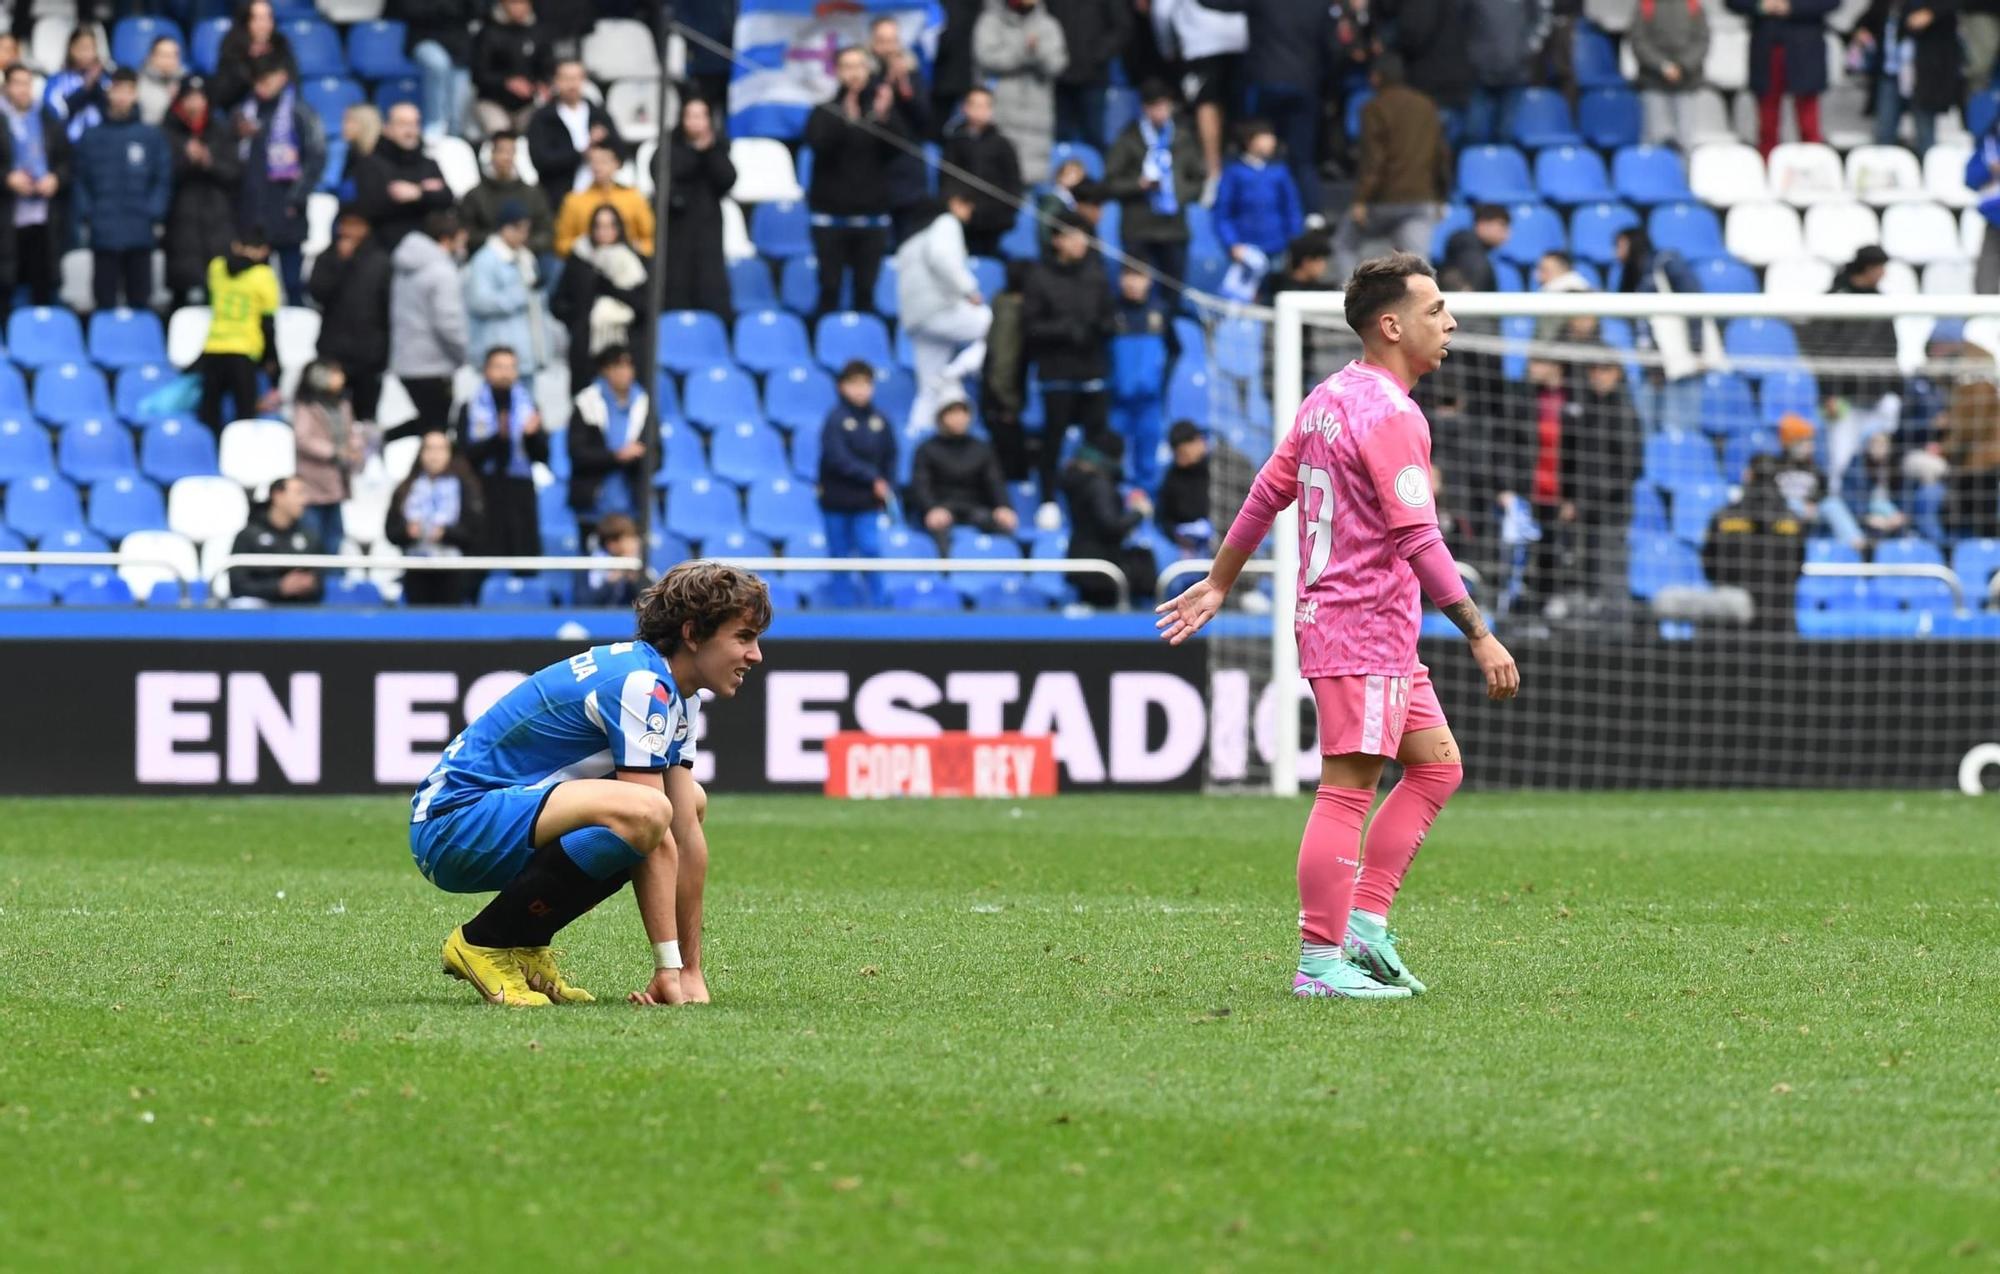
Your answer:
[1202,288,2000,796]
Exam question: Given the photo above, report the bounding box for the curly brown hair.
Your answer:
[636,561,773,654]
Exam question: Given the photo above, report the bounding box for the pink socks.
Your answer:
[1298,785,1374,945]
[1354,763,1463,917]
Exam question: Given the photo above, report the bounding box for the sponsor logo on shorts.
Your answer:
[1394,465,1431,508]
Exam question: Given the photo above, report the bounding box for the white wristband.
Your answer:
[653,940,683,971]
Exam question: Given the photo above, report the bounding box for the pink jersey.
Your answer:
[1225,360,1439,678]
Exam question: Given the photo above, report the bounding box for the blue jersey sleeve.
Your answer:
[593,667,685,772]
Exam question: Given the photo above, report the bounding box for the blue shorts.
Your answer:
[409,786,558,894]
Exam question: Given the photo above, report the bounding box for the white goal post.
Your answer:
[1261,289,2000,797]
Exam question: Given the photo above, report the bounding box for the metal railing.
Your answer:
[1801,561,1969,613]
[707,556,1132,608]
[0,550,192,600]
[203,554,644,597]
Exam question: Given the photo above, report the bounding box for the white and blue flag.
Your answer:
[728,0,941,140]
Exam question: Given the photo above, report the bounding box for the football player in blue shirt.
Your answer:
[410,561,770,1007]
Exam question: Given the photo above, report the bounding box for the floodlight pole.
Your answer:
[640,1,677,539]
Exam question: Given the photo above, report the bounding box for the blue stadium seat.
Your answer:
[1646,202,1725,260]
[1724,317,1802,371]
[886,576,964,611]
[1757,368,1819,424]
[1629,480,1669,535]
[9,308,85,369]
[0,527,20,552]
[778,254,823,314]
[1667,481,1731,543]
[970,256,1005,300]
[115,364,177,421]
[112,16,182,69]
[35,364,114,426]
[656,310,731,375]
[57,418,136,482]
[0,570,53,606]
[750,200,813,259]
[1573,25,1626,89]
[1429,204,1472,261]
[1186,203,1222,260]
[1696,256,1759,294]
[284,17,346,76]
[372,77,421,113]
[1165,358,1212,425]
[1952,537,2000,600]
[1050,141,1104,180]
[875,367,914,433]
[1875,537,1946,569]
[1456,146,1537,205]
[709,419,788,488]
[190,17,230,74]
[478,574,556,607]
[1510,88,1580,148]
[1806,536,1861,564]
[139,418,216,486]
[301,76,365,126]
[655,420,710,485]
[1578,87,1643,151]
[1614,146,1693,205]
[0,364,27,416]
[872,257,900,318]
[705,528,778,560]
[0,417,53,481]
[1873,575,1957,612]
[728,258,777,312]
[765,362,837,433]
[1795,575,1873,611]
[662,476,745,543]
[323,577,385,606]
[346,20,418,79]
[1570,200,1640,267]
[1627,533,1706,599]
[535,481,573,541]
[732,309,813,375]
[59,571,134,606]
[647,528,696,574]
[788,416,821,479]
[1101,85,1140,142]
[33,527,109,589]
[682,364,761,431]
[653,370,685,427]
[879,523,939,560]
[1971,91,2000,138]
[1492,203,1564,267]
[815,312,893,372]
[88,475,166,539]
[1644,428,1723,488]
[89,308,168,369]
[1720,426,1780,481]
[744,476,821,545]
[319,139,349,192]
[1000,203,1041,261]
[6,473,82,540]
[968,576,1049,610]
[1211,317,1265,385]
[1534,146,1612,205]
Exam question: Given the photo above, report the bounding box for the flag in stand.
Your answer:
[728,0,941,140]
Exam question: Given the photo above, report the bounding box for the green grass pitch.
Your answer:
[3,792,1997,1270]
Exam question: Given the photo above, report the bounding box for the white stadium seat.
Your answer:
[1878,259,1919,294]
[275,306,321,371]
[582,18,661,82]
[729,138,804,204]
[33,18,103,76]
[1763,256,1836,296]
[1801,201,1879,263]
[218,419,297,493]
[1689,142,1767,207]
[167,475,251,546]
[376,374,420,431]
[1962,316,2000,362]
[1704,27,1750,92]
[427,135,481,199]
[1965,206,1990,259]
[722,197,754,262]
[1724,202,1802,266]
[1586,0,1636,32]
[380,433,422,483]
[1881,203,1966,266]
[118,529,200,601]
[319,0,386,18]
[59,249,93,313]
[1768,143,1846,207]
[607,77,671,144]
[1843,145,1926,206]
[167,306,211,368]
[1690,89,1750,147]
[305,191,339,258]
[369,539,405,602]
[1922,259,1975,294]
[202,534,235,600]
[1926,143,1975,209]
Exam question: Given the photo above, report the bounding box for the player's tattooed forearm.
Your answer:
[1443,599,1489,641]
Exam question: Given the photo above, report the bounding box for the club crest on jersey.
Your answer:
[648,712,667,733]
[1394,465,1431,508]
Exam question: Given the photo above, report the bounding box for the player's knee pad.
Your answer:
[1403,761,1464,806]
[559,826,645,882]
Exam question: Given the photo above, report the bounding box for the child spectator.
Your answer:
[1108,266,1174,492]
[1213,118,1302,282]
[580,513,649,608]
[198,229,282,434]
[818,361,898,606]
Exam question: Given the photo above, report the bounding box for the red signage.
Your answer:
[823,732,1059,800]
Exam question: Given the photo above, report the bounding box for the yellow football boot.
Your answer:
[516,946,595,1004]
[441,927,551,1006]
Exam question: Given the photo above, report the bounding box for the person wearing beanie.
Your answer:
[465,197,550,379]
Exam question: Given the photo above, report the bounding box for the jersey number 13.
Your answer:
[1297,464,1335,586]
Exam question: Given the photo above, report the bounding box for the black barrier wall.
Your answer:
[0,637,1994,794]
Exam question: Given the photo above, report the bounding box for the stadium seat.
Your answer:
[1509,88,1579,148]
[117,528,200,600]
[1758,369,1820,425]
[301,75,365,125]
[778,254,825,315]
[656,310,731,376]
[1806,536,1861,565]
[372,77,421,113]
[1667,482,1730,543]
[1211,316,1266,385]
[815,312,894,372]
[0,417,54,481]
[749,200,813,259]
[1967,206,1991,261]
[34,364,113,426]
[1627,532,1706,599]
[111,15,182,69]
[323,576,385,606]
[9,307,85,369]
[1796,575,1873,612]
[33,527,111,589]
[1689,142,1769,208]
[218,419,297,492]
[88,308,168,370]
[999,203,1042,261]
[4,473,82,539]
[885,576,964,611]
[1572,21,1624,87]
[1629,480,1669,535]
[1534,146,1612,206]
[88,475,166,540]
[727,138,803,204]
[1925,143,1975,209]
[651,372,686,428]
[1719,424,1778,484]
[1723,317,1801,371]
[57,571,133,606]
[1697,371,1759,438]
[728,258,777,312]
[1457,145,1537,205]
[1492,202,1564,267]
[682,364,761,431]
[732,309,813,375]
[1767,143,1845,206]
[1701,23,1750,90]
[1723,202,1803,266]
[115,364,177,421]
[879,524,939,561]
[705,528,778,562]
[1427,204,1472,261]
[1576,86,1642,151]
[345,19,417,79]
[787,416,821,478]
[1164,358,1213,424]
[1695,256,1759,294]
[190,16,230,74]
[662,476,745,543]
[1922,258,1976,296]
[1970,90,2000,138]
[0,365,26,418]
[1844,145,1925,207]
[655,420,710,485]
[873,258,901,319]
[743,476,821,545]
[1646,202,1725,259]
[647,528,696,574]
[1570,201,1641,267]
[57,418,136,482]
[319,138,349,192]
[0,570,54,606]
[1644,429,1723,489]
[426,136,480,199]
[581,17,661,81]
[283,17,346,76]
[1952,538,2000,603]
[709,420,788,489]
[1612,146,1692,205]
[765,362,838,434]
[478,574,556,607]
[1763,256,1836,296]
[1881,203,1965,267]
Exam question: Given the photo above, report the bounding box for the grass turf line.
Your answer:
[2,793,1996,1271]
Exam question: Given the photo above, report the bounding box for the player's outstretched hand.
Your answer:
[1155,578,1226,645]
[629,968,688,1006]
[1470,634,1520,701]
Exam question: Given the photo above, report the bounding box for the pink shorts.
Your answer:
[1311,664,1447,759]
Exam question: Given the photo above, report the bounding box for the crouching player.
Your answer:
[408,561,770,1007]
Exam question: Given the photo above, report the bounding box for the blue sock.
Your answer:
[559,826,644,881]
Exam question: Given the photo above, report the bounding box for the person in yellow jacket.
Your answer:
[199,229,283,434]
[553,141,654,256]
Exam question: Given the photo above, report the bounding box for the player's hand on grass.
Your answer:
[629,968,688,1006]
[1471,634,1519,701]
[678,968,711,1004]
[1155,577,1226,645]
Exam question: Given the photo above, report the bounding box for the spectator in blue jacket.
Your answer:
[75,69,171,312]
[1212,118,1302,275]
[1108,266,1176,492]
[464,200,549,380]
[818,360,898,607]
[44,27,109,144]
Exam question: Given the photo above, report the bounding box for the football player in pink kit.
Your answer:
[1157,253,1520,1000]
